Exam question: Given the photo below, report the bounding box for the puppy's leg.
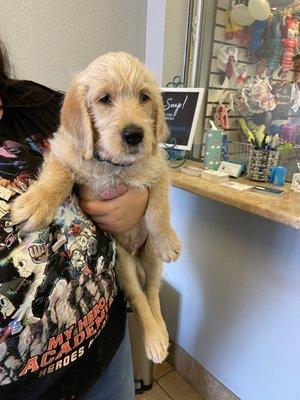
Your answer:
[145,174,180,263]
[139,242,168,338]
[116,245,169,363]
[11,153,74,232]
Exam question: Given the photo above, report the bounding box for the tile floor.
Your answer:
[135,361,204,400]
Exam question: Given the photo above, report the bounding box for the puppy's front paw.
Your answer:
[11,183,59,232]
[144,323,169,364]
[150,229,181,263]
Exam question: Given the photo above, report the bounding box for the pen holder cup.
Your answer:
[247,148,279,181]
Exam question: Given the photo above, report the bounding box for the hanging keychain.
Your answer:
[215,104,230,129]
[214,91,232,130]
[279,15,299,77]
[235,64,248,85]
[217,46,238,85]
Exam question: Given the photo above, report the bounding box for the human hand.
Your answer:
[80,188,149,234]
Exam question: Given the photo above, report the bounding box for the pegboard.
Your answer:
[202,0,300,160]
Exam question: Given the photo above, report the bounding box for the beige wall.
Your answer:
[162,0,188,86]
[0,0,147,90]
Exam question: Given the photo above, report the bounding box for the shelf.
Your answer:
[170,163,300,230]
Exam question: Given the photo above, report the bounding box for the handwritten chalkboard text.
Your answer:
[164,95,188,119]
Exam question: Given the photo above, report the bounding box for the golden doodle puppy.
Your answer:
[11,52,181,363]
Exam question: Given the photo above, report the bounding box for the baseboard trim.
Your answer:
[167,339,240,400]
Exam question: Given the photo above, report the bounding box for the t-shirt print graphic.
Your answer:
[0,134,118,384]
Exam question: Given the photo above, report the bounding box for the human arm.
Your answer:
[79,188,149,234]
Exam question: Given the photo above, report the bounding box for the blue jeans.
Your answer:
[83,325,135,400]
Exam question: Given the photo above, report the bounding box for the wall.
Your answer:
[145,0,188,86]
[145,0,166,83]
[0,0,147,90]
[162,0,188,86]
[161,188,300,400]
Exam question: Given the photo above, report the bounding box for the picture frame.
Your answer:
[161,87,205,151]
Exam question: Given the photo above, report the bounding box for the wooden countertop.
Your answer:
[170,163,300,230]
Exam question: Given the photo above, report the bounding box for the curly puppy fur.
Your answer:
[12,52,181,363]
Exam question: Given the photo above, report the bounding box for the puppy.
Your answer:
[11,52,181,363]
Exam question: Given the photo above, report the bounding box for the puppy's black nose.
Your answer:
[121,125,144,146]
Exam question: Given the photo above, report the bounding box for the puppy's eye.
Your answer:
[99,94,112,105]
[139,92,149,103]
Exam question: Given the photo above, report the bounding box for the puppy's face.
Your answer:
[61,52,168,164]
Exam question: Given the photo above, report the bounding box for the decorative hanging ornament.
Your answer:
[248,0,271,21]
[230,1,255,26]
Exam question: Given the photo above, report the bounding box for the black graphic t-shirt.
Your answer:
[0,82,126,399]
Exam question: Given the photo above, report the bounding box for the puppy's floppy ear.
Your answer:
[153,92,169,145]
[61,80,94,160]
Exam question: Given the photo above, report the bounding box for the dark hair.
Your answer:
[0,36,63,109]
[0,36,13,83]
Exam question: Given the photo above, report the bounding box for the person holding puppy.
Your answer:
[0,39,148,400]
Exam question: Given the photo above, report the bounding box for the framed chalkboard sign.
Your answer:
[161,88,204,150]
